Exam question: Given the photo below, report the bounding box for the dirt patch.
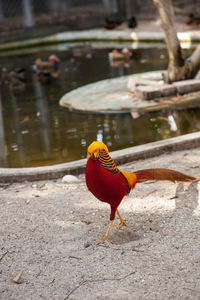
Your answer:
[0,147,200,299]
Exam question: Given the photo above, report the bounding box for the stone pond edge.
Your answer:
[0,30,200,52]
[0,131,200,183]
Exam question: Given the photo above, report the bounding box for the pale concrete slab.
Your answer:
[59,71,162,113]
[59,70,200,112]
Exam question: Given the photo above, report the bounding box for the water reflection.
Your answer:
[0,91,7,167]
[0,46,199,167]
[9,91,26,166]
[33,75,51,154]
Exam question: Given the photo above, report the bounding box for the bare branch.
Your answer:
[64,271,135,299]
[0,250,8,262]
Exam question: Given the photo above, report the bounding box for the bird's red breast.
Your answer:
[86,158,128,217]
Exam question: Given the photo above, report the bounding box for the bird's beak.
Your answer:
[88,149,99,160]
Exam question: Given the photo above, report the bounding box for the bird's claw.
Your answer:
[119,219,129,229]
[94,237,113,245]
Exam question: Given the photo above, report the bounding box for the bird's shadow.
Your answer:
[110,226,141,244]
[108,181,199,244]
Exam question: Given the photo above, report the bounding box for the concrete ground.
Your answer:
[1,146,200,300]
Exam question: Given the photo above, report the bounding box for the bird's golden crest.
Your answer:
[87,141,109,159]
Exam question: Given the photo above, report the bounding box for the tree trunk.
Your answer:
[153,0,200,83]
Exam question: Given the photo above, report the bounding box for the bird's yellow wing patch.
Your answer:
[118,169,137,189]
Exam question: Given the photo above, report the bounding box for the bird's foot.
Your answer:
[94,236,113,245]
[94,220,114,245]
[116,210,129,229]
[119,218,129,229]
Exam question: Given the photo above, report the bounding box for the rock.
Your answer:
[136,83,177,100]
[173,79,200,95]
[61,175,80,183]
[127,78,162,92]
[136,85,161,100]
[160,84,177,97]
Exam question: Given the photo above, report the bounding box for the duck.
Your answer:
[185,13,200,25]
[33,55,60,81]
[33,55,60,73]
[128,16,137,28]
[109,48,133,61]
[109,49,123,61]
[1,67,26,82]
[33,58,51,73]
[121,48,133,59]
[48,54,60,70]
[104,16,122,30]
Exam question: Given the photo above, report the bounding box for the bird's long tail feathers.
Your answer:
[134,168,198,183]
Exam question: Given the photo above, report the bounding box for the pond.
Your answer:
[0,44,199,168]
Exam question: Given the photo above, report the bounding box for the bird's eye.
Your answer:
[88,148,100,159]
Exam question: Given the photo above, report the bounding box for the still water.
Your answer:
[0,45,200,167]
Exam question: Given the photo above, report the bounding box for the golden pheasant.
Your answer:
[85,141,198,244]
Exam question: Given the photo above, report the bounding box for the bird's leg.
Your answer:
[95,220,114,244]
[117,209,129,228]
